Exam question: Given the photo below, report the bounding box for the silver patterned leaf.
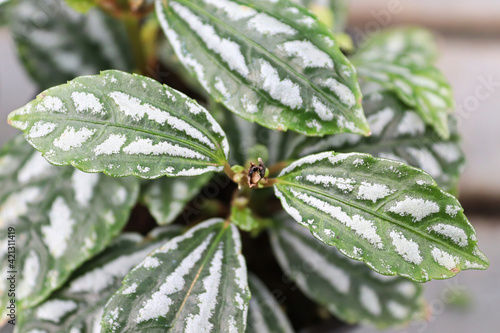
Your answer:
[0,135,139,314]
[156,0,370,136]
[270,216,425,328]
[8,70,229,179]
[100,219,250,332]
[274,151,488,282]
[291,0,349,33]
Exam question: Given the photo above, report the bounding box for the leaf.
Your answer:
[141,173,213,225]
[247,274,294,333]
[8,70,229,179]
[156,0,370,136]
[10,0,134,90]
[65,0,96,13]
[101,219,250,332]
[274,151,489,282]
[230,206,260,232]
[351,28,453,139]
[291,0,349,33]
[16,226,183,332]
[270,216,425,328]
[0,135,139,313]
[291,91,465,193]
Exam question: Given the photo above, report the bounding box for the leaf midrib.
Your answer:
[276,181,482,263]
[171,0,353,118]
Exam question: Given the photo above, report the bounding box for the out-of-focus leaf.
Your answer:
[141,173,213,225]
[292,0,349,33]
[352,28,453,139]
[274,151,489,282]
[16,226,183,332]
[0,135,139,314]
[156,0,369,136]
[270,217,425,328]
[247,274,294,333]
[10,0,133,90]
[230,206,260,232]
[291,90,465,192]
[64,0,95,13]
[101,219,250,332]
[8,70,229,178]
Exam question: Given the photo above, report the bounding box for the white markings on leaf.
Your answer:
[397,111,425,136]
[28,121,57,138]
[305,174,356,192]
[93,134,127,156]
[53,126,96,151]
[260,60,302,109]
[388,196,439,222]
[367,107,394,136]
[0,187,41,226]
[36,299,77,323]
[17,152,53,183]
[406,147,442,179]
[123,138,208,160]
[204,0,257,20]
[312,96,334,121]
[431,247,459,270]
[36,96,66,113]
[387,300,408,319]
[122,283,138,295]
[42,197,75,258]
[71,170,99,207]
[248,13,297,36]
[71,92,104,114]
[280,40,333,68]
[389,230,422,265]
[360,285,381,316]
[428,224,468,247]
[357,182,393,203]
[445,205,460,218]
[18,250,40,299]
[320,78,356,108]
[432,142,461,163]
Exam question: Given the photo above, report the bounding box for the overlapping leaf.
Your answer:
[270,217,425,328]
[16,226,183,332]
[247,274,294,333]
[10,0,133,90]
[141,173,213,225]
[101,219,250,332]
[351,28,453,139]
[156,0,369,136]
[292,0,349,32]
[291,91,465,192]
[274,151,489,282]
[0,135,139,314]
[8,70,229,178]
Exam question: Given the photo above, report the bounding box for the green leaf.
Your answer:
[270,217,425,328]
[247,274,294,333]
[101,219,250,332]
[65,0,96,13]
[8,70,229,179]
[274,151,489,282]
[141,173,213,225]
[16,226,183,332]
[10,0,134,90]
[0,135,139,314]
[156,0,369,136]
[230,206,260,232]
[292,0,349,33]
[351,28,453,139]
[291,91,465,192]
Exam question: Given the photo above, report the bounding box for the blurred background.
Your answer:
[0,0,499,332]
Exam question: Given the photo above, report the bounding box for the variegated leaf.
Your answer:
[8,70,229,178]
[247,274,294,333]
[292,91,465,192]
[274,151,489,282]
[156,0,370,136]
[141,173,213,225]
[351,28,453,139]
[16,226,183,332]
[270,217,425,328]
[10,0,133,90]
[291,0,349,33]
[101,219,250,332]
[0,135,139,314]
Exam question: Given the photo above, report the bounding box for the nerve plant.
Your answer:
[0,0,489,331]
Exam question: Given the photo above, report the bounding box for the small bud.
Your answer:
[247,157,267,188]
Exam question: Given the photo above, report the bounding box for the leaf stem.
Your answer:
[267,161,288,176]
[123,15,147,75]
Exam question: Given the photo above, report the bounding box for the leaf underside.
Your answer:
[11,0,133,90]
[0,135,139,314]
[16,227,183,332]
[247,274,294,333]
[291,90,465,193]
[101,219,250,332]
[156,0,370,136]
[274,151,488,282]
[352,28,453,139]
[270,216,425,328]
[8,70,229,179]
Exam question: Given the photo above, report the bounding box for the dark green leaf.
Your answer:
[274,151,488,282]
[270,216,425,328]
[16,226,183,332]
[156,0,369,136]
[101,219,250,332]
[0,135,139,313]
[8,70,229,178]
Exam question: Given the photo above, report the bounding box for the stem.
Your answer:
[123,15,147,75]
[267,161,288,176]
[223,162,236,180]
